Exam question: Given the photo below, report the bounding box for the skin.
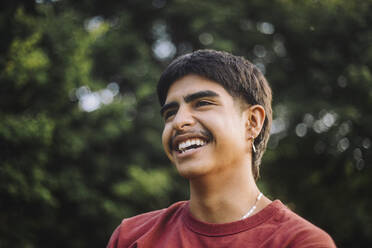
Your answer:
[161,74,271,223]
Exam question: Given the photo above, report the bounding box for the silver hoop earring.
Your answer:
[251,137,257,153]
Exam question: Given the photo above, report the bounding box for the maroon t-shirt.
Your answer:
[107,200,336,248]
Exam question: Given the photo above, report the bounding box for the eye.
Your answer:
[163,109,177,121]
[195,100,213,107]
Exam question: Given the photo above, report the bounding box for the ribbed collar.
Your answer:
[182,200,283,237]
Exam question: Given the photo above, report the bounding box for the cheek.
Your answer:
[214,118,246,148]
[162,125,172,155]
[161,128,168,150]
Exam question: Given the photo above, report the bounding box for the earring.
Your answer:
[251,136,257,153]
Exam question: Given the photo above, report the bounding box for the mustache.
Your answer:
[174,129,212,139]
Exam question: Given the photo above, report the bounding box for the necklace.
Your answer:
[241,192,263,220]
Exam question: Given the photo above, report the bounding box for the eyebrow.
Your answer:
[184,90,219,103]
[160,90,219,116]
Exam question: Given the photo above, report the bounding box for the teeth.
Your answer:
[177,138,206,152]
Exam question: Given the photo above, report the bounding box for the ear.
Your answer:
[244,105,266,139]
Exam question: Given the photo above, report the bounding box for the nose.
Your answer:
[172,105,195,130]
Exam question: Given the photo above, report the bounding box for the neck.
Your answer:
[188,162,264,223]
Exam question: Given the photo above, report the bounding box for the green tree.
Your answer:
[1,0,371,247]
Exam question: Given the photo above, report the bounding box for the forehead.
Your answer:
[165,74,231,103]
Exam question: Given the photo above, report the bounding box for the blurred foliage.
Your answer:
[0,0,371,247]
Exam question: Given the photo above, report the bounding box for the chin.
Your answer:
[175,161,212,179]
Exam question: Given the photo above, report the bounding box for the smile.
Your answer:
[170,131,212,154]
[177,138,207,153]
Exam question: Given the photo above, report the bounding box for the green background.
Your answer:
[1,0,371,247]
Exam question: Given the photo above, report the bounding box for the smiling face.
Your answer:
[161,74,251,179]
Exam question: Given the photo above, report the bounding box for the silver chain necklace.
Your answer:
[241,192,263,220]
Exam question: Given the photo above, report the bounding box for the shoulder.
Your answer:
[270,201,336,248]
[106,201,187,248]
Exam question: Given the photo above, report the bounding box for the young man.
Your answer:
[107,50,336,247]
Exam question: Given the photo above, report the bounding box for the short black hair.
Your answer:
[157,49,272,181]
